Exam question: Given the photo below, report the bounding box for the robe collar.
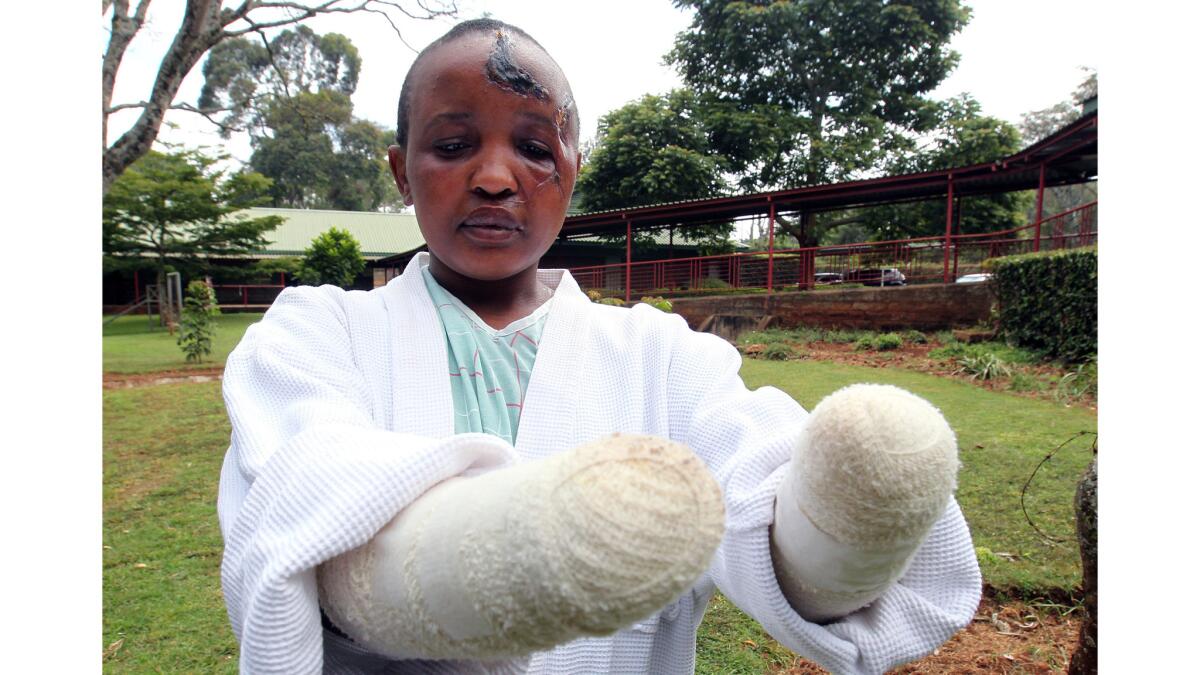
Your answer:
[381,253,589,458]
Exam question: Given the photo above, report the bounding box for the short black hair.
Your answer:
[394,18,579,148]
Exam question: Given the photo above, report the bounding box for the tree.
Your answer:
[861,95,1032,240]
[667,0,971,243]
[177,279,221,362]
[298,227,366,288]
[1019,69,1097,145]
[103,149,283,314]
[248,90,400,210]
[102,0,457,194]
[204,26,401,211]
[576,89,733,250]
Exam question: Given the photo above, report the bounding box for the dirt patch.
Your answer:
[780,596,1081,674]
[103,367,225,389]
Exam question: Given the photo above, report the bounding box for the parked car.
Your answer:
[955,273,993,284]
[814,272,843,284]
[845,267,906,286]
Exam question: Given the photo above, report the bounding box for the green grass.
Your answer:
[103,381,238,672]
[740,359,1096,595]
[103,359,1095,671]
[103,312,264,373]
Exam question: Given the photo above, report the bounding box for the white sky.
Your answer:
[107,0,1098,168]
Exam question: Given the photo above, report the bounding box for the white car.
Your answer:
[955,273,992,284]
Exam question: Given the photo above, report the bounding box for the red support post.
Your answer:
[624,217,632,303]
[1034,163,1046,252]
[133,269,140,304]
[767,201,776,293]
[943,176,954,283]
[242,286,248,306]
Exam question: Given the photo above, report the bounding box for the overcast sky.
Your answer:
[107,0,1098,167]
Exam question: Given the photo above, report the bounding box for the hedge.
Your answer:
[984,246,1097,362]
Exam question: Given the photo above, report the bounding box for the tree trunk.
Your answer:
[1068,457,1097,675]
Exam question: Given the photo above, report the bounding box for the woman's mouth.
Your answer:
[460,209,522,244]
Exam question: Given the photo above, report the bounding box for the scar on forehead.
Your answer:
[485,30,550,101]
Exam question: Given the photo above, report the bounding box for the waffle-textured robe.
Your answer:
[217,253,982,674]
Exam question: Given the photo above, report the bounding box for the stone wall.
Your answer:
[669,283,994,333]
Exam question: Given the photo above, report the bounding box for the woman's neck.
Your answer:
[427,256,551,330]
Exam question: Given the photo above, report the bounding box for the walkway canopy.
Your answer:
[559,110,1097,239]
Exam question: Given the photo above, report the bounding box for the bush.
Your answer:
[955,353,1013,381]
[700,277,732,289]
[762,343,797,360]
[853,336,875,351]
[298,227,366,288]
[985,247,1096,362]
[825,329,866,344]
[903,329,927,344]
[586,289,603,302]
[598,297,625,306]
[873,333,903,350]
[176,280,220,363]
[1055,359,1097,404]
[639,296,673,312]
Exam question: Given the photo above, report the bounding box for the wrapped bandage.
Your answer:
[771,384,959,623]
[318,433,725,660]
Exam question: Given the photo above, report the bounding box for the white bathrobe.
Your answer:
[218,253,982,675]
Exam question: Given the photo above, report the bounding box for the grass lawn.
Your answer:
[103,360,1095,672]
[103,312,265,374]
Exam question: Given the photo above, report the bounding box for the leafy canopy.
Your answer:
[576,89,733,250]
[861,95,1032,239]
[298,227,366,288]
[202,27,400,212]
[103,149,282,281]
[667,0,971,191]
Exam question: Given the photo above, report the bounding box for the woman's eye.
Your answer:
[434,142,469,155]
[520,142,553,160]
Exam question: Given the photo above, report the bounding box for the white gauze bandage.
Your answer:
[771,383,959,623]
[317,433,725,660]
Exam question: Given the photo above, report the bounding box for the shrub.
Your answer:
[853,336,875,351]
[700,277,732,289]
[639,296,673,312]
[586,289,603,302]
[985,246,1096,362]
[873,333,903,350]
[955,353,1013,381]
[176,280,220,363]
[1055,359,1097,404]
[903,329,927,344]
[762,343,796,360]
[298,227,366,288]
[598,297,625,306]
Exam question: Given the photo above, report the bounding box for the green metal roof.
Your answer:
[238,207,425,259]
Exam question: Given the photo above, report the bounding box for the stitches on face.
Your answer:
[485,30,550,101]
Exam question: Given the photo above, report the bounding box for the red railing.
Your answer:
[569,202,1097,298]
[211,283,287,308]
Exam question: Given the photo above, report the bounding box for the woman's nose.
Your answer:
[471,147,518,198]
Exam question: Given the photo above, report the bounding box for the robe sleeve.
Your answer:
[663,315,982,675]
[217,285,517,674]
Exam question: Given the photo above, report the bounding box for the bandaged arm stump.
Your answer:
[770,384,959,623]
[317,433,725,660]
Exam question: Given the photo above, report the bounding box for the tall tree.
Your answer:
[203,26,400,211]
[103,149,284,315]
[576,89,733,250]
[667,0,971,243]
[102,0,457,194]
[861,95,1032,240]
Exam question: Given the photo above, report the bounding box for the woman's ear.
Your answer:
[387,145,414,206]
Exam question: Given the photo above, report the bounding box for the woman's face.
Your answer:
[389,32,580,284]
